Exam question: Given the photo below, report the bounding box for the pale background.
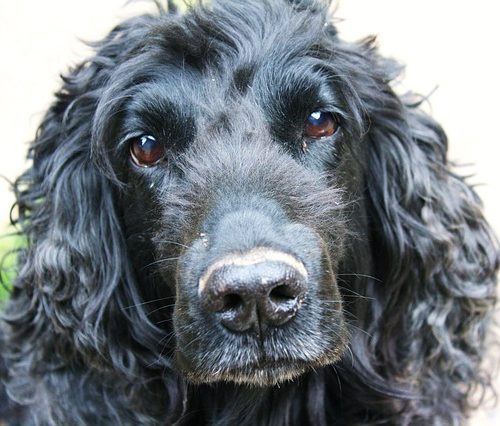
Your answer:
[0,1,498,424]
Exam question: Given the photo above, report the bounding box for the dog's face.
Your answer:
[5,1,498,423]
[94,0,367,386]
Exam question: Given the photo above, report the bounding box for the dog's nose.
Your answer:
[199,249,307,332]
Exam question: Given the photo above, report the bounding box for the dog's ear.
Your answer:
[5,15,165,381]
[346,39,499,420]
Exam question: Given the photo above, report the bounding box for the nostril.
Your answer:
[221,293,244,312]
[263,277,306,327]
[269,283,297,304]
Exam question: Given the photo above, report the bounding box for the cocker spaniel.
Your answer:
[1,0,498,425]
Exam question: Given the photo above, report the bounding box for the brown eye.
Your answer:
[304,111,338,138]
[130,135,164,167]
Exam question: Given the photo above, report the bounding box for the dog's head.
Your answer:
[91,0,371,385]
[6,0,497,422]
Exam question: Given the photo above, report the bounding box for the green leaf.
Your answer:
[0,232,25,301]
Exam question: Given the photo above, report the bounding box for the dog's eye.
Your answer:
[130,135,164,167]
[304,111,338,138]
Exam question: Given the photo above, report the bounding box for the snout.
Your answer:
[199,249,308,332]
[170,190,348,385]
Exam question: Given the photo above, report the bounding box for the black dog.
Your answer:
[1,0,498,424]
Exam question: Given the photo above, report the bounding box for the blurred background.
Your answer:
[0,1,498,423]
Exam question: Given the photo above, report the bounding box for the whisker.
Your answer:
[122,296,175,310]
[141,256,180,271]
[155,317,174,326]
[345,346,355,367]
[320,304,374,339]
[336,285,375,300]
[331,365,342,395]
[346,322,374,339]
[147,331,176,368]
[147,303,177,316]
[337,273,383,283]
[155,240,190,249]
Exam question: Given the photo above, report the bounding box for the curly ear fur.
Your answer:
[3,14,186,424]
[367,105,498,423]
[339,38,499,424]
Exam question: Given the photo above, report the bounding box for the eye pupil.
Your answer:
[304,111,338,139]
[130,135,164,167]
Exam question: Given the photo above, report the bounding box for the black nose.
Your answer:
[199,249,307,332]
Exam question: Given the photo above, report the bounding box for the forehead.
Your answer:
[163,0,328,62]
[129,9,333,118]
[131,58,327,115]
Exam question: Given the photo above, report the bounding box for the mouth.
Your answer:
[177,350,342,386]
[183,361,308,386]
[173,310,349,386]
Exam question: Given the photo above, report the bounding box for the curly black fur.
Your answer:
[1,1,498,425]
